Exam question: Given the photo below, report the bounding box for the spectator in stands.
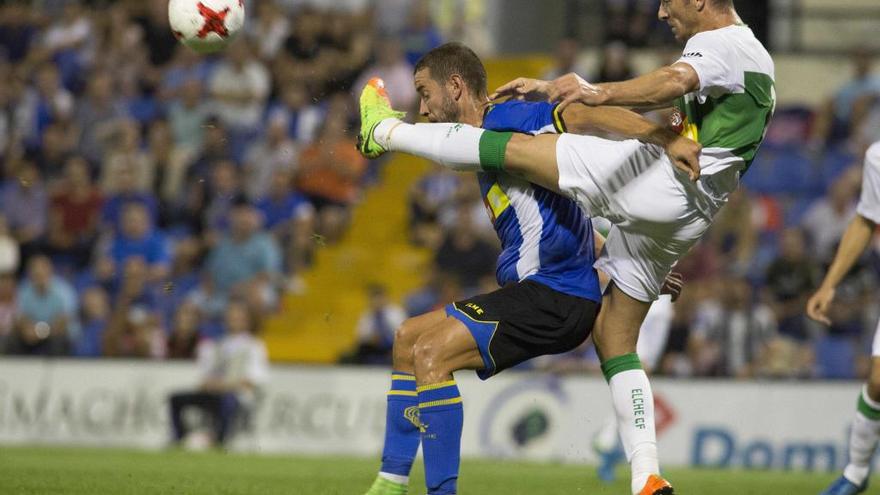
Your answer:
[267,82,323,144]
[101,120,153,194]
[434,206,499,292]
[74,70,127,164]
[208,40,270,144]
[408,165,461,248]
[802,169,860,261]
[198,199,282,317]
[810,48,880,151]
[339,284,407,365]
[689,277,778,378]
[353,37,418,111]
[243,115,300,202]
[101,202,170,283]
[201,160,244,239]
[167,78,210,152]
[8,255,76,356]
[34,121,77,182]
[46,156,102,269]
[74,286,109,358]
[16,63,74,149]
[145,119,194,228]
[542,37,591,81]
[2,160,48,267]
[101,164,159,232]
[256,169,314,282]
[399,0,443,66]
[159,46,214,102]
[763,227,821,342]
[168,300,269,448]
[0,272,16,354]
[103,257,165,358]
[404,269,462,316]
[704,189,757,275]
[595,41,635,83]
[166,301,203,360]
[0,214,20,276]
[296,110,367,243]
[247,1,290,61]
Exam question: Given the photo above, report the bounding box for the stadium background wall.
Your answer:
[0,359,866,473]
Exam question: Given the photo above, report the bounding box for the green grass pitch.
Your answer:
[0,446,853,494]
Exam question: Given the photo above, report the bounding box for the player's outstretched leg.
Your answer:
[365,311,448,495]
[357,78,562,192]
[594,284,673,495]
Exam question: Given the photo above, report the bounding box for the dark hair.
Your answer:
[413,42,488,98]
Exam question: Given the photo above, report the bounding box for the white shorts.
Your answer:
[555,134,721,302]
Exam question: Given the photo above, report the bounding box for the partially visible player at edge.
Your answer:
[357,1,774,494]
[362,42,687,495]
[807,141,880,495]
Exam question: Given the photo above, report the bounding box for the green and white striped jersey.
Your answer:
[672,24,775,184]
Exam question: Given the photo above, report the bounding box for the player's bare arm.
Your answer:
[558,104,702,180]
[806,214,877,325]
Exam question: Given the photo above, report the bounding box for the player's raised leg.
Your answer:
[594,284,673,495]
[358,78,563,194]
[365,310,448,495]
[820,359,880,495]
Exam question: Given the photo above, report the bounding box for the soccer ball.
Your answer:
[168,0,245,54]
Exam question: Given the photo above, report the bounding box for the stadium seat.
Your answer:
[813,335,857,379]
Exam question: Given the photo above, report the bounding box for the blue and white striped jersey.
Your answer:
[479,100,601,302]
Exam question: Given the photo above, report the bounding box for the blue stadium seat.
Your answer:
[813,335,857,379]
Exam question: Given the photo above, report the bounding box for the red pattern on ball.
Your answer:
[196,2,230,39]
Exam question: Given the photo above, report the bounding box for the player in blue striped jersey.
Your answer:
[364,43,686,495]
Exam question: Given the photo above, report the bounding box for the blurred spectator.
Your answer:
[197,200,282,317]
[0,214,20,276]
[801,169,860,261]
[353,38,418,111]
[339,284,407,365]
[101,202,170,283]
[169,300,269,448]
[595,41,635,83]
[42,2,96,89]
[405,269,462,316]
[810,48,880,150]
[706,189,758,275]
[167,78,210,151]
[133,0,178,67]
[689,277,778,378]
[247,1,290,61]
[763,227,821,341]
[243,115,300,201]
[34,121,77,182]
[103,257,165,359]
[2,161,48,265]
[167,301,203,360]
[603,0,657,47]
[399,0,444,66]
[0,4,39,63]
[434,206,499,291]
[296,110,367,243]
[256,169,315,278]
[74,70,127,164]
[145,119,194,227]
[0,273,16,353]
[209,40,270,135]
[46,156,103,268]
[101,120,153,193]
[542,37,590,81]
[8,255,76,356]
[202,161,243,238]
[16,63,74,149]
[100,164,159,232]
[74,286,110,357]
[267,83,323,144]
[408,165,461,248]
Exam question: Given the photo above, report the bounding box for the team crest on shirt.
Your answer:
[670,107,699,142]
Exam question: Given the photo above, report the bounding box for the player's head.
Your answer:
[413,42,488,123]
[658,0,736,42]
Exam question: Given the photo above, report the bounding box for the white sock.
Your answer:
[608,368,659,495]
[843,387,880,486]
[378,471,409,485]
[373,119,485,172]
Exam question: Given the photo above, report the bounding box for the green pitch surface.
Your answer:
[0,446,850,494]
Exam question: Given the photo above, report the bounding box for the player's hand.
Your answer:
[490,77,552,101]
[660,271,684,302]
[547,73,608,112]
[806,286,835,325]
[665,135,702,182]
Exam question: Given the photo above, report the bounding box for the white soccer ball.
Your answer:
[168,0,245,54]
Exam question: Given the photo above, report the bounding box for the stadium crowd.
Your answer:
[2,0,880,382]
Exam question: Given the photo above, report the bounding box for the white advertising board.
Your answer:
[0,359,864,472]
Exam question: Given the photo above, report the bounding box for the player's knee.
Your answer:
[391,319,421,370]
[412,334,450,382]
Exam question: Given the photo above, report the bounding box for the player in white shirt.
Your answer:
[808,142,880,495]
[358,1,773,493]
